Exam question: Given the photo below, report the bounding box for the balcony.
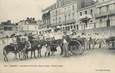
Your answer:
[66,19,76,24]
[95,10,115,18]
[95,12,108,18]
[51,19,76,27]
[110,10,115,15]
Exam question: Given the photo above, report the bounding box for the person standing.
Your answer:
[16,35,21,44]
[28,34,34,44]
[23,40,31,59]
[62,32,71,57]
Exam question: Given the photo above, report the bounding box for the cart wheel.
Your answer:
[69,41,85,55]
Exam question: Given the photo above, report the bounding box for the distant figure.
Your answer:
[62,32,71,57]
[89,37,96,50]
[45,40,51,57]
[89,37,93,50]
[99,40,102,48]
[16,36,21,44]
[12,37,16,43]
[28,35,34,44]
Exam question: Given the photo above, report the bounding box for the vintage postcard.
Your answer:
[0,0,115,73]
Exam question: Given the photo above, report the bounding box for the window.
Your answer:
[99,7,102,14]
[106,5,109,12]
[53,11,54,16]
[90,20,93,23]
[67,26,69,31]
[80,12,82,16]
[82,33,85,35]
[59,17,61,20]
[56,10,57,15]
[77,25,79,30]
[65,15,66,20]
[63,27,65,30]
[68,14,70,19]
[91,9,93,14]
[102,6,106,13]
[59,17,61,23]
[100,19,102,23]
[73,5,74,11]
[73,13,75,19]
[74,25,76,29]
[85,11,87,14]
[109,4,114,11]
[66,27,68,30]
[107,18,110,27]
[53,18,55,22]
[73,13,75,16]
[71,26,73,29]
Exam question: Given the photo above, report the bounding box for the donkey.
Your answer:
[3,43,25,62]
[25,40,46,58]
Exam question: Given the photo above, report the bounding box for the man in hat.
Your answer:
[62,31,71,57]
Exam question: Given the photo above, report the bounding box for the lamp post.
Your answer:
[63,15,66,32]
[107,15,110,38]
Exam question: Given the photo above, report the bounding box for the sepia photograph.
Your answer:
[0,0,115,73]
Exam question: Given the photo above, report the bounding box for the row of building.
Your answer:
[0,20,17,37]
[41,0,115,39]
[0,18,43,38]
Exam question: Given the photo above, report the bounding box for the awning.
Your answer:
[78,15,92,21]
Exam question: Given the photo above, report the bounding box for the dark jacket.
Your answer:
[63,35,71,43]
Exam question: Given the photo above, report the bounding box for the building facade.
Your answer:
[42,0,96,33]
[77,0,96,9]
[41,0,115,38]
[50,0,78,32]
[95,0,115,38]
[77,4,96,37]
[0,23,4,35]
[18,18,39,35]
[76,0,115,38]
[42,7,51,29]
[1,20,18,37]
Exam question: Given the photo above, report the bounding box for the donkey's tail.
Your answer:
[3,48,7,56]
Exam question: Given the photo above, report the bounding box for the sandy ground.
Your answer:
[0,39,115,73]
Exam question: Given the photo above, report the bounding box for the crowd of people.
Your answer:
[2,32,107,62]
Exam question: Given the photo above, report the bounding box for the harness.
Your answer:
[25,41,31,49]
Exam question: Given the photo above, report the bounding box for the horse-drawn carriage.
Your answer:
[44,32,87,56]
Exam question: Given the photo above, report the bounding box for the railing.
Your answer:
[51,19,76,27]
[95,12,108,18]
[66,19,76,24]
[110,10,115,15]
[95,10,115,18]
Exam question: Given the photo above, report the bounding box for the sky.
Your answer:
[0,0,56,23]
